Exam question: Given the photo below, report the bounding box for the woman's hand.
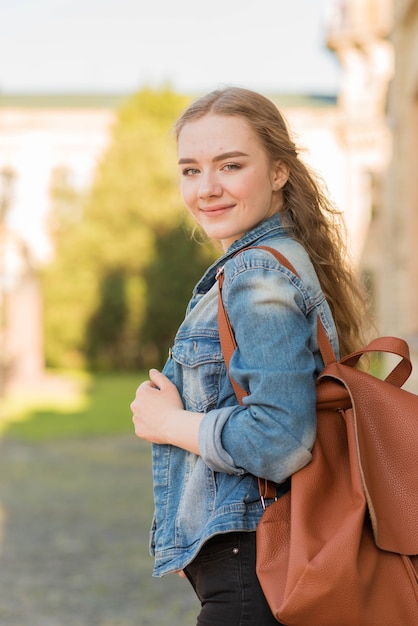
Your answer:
[131,369,202,454]
[131,369,183,444]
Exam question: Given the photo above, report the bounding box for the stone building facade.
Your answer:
[326,0,418,389]
[379,0,418,338]
[326,0,394,272]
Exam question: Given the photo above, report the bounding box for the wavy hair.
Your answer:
[175,87,372,356]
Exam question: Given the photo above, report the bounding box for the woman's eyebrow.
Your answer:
[212,151,249,162]
[178,157,198,165]
[178,151,249,165]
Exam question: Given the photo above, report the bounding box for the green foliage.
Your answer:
[142,223,217,366]
[43,88,218,370]
[85,268,129,368]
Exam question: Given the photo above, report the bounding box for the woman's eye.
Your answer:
[182,167,200,176]
[223,163,240,172]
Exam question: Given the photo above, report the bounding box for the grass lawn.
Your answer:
[0,370,146,441]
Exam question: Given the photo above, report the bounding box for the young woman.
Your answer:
[131,87,369,625]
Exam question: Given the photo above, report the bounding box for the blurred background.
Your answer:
[0,0,417,624]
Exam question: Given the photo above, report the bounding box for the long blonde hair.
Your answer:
[175,87,371,356]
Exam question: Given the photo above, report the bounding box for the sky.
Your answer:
[0,0,341,96]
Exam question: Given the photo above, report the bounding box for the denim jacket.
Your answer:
[150,214,339,577]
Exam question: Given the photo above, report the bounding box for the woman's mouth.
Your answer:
[200,204,235,217]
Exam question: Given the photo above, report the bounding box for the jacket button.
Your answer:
[232,547,239,555]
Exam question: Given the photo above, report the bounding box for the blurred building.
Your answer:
[326,0,393,265]
[327,0,418,389]
[379,0,418,341]
[0,96,117,392]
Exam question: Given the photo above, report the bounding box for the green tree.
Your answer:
[142,224,216,367]
[43,88,217,370]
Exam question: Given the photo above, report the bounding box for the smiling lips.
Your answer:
[200,204,235,216]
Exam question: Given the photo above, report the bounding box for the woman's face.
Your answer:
[177,114,289,251]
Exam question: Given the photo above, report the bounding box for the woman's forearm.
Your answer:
[163,409,202,455]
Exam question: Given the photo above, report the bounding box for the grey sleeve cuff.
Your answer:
[198,407,246,475]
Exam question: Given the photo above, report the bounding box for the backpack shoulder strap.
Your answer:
[216,245,338,503]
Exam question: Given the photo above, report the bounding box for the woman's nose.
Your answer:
[198,173,222,198]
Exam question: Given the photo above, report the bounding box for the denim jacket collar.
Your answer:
[195,214,292,294]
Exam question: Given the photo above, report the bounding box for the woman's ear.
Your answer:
[272,160,290,190]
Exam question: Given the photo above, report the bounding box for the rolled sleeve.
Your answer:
[199,406,247,475]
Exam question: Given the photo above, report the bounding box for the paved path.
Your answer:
[0,435,197,626]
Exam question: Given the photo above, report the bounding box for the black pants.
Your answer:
[184,531,282,626]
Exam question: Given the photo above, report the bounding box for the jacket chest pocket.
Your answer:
[171,336,224,412]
